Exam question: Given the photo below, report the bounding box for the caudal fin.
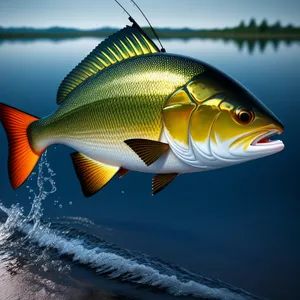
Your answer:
[0,103,41,189]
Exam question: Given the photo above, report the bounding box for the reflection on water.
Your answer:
[0,37,299,55]
[219,38,299,54]
[185,37,300,54]
[0,262,132,300]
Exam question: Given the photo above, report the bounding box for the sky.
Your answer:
[0,0,300,29]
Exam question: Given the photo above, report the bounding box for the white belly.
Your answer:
[59,132,200,174]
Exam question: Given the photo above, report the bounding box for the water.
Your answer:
[0,37,299,300]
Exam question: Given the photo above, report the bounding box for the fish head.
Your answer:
[163,61,284,169]
[187,64,284,168]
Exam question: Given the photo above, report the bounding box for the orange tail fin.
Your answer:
[0,103,41,189]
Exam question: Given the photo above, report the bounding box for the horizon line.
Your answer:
[1,23,300,31]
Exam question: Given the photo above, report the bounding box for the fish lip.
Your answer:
[250,129,284,151]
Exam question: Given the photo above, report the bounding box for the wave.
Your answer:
[0,153,265,300]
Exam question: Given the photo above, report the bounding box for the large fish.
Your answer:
[0,22,284,197]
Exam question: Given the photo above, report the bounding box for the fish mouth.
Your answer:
[250,129,284,152]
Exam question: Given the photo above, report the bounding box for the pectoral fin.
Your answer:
[125,139,169,166]
[152,173,178,195]
[71,152,119,197]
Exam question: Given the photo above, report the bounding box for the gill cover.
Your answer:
[162,75,224,168]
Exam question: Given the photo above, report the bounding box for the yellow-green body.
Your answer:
[29,54,204,173]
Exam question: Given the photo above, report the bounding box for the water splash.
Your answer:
[27,151,56,225]
[0,151,56,237]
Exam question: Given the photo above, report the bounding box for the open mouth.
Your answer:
[251,129,284,149]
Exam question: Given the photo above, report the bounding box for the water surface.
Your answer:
[0,37,299,300]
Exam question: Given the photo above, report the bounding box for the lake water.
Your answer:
[0,37,299,300]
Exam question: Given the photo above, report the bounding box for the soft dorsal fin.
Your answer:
[57,25,160,104]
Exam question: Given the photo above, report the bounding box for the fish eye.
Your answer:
[235,107,255,125]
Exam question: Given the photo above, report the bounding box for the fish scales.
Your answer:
[28,54,204,169]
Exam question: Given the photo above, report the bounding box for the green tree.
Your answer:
[285,23,294,30]
[272,20,282,30]
[238,20,246,29]
[259,19,268,32]
[248,18,257,30]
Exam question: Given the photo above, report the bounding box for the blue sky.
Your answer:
[1,0,299,29]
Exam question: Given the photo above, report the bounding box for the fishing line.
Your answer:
[114,0,131,17]
[130,0,165,52]
[113,0,166,52]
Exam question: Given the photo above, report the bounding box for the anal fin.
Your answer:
[71,153,119,197]
[125,139,169,166]
[152,173,178,195]
[118,167,129,178]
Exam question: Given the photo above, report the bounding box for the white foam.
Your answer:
[0,153,250,300]
[0,206,246,300]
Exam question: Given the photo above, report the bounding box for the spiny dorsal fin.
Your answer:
[70,152,119,197]
[125,139,170,166]
[57,25,159,104]
[152,173,178,195]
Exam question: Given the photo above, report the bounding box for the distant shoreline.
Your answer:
[1,32,300,40]
[1,24,300,40]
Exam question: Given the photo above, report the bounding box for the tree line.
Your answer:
[235,19,299,33]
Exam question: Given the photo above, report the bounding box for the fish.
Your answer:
[0,21,284,197]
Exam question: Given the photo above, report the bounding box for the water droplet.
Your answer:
[121,190,125,194]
